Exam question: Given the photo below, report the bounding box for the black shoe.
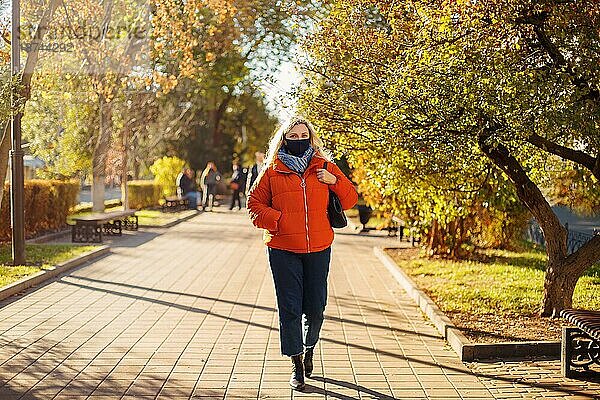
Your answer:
[304,347,314,378]
[289,354,305,390]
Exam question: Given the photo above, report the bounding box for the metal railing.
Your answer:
[526,221,599,255]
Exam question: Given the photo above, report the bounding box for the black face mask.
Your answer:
[284,138,310,157]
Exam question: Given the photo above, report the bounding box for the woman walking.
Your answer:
[200,161,221,211]
[247,117,357,390]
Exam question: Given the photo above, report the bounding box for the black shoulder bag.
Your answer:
[323,162,348,228]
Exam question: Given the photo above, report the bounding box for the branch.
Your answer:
[563,234,600,278]
[477,127,567,258]
[516,12,600,102]
[301,64,378,87]
[526,133,600,180]
[21,0,62,92]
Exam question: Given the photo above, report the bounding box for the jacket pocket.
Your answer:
[269,211,283,236]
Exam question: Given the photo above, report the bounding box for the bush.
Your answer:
[149,156,186,197]
[127,180,163,210]
[1,180,79,242]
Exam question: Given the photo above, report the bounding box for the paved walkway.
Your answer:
[0,209,598,399]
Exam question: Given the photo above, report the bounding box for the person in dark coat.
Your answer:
[178,168,198,209]
[201,162,221,211]
[229,161,245,210]
[246,151,265,196]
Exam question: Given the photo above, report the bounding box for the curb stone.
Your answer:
[0,246,110,303]
[374,246,561,361]
[26,229,71,244]
[153,209,200,228]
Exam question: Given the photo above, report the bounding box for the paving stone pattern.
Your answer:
[0,209,597,399]
[469,358,600,399]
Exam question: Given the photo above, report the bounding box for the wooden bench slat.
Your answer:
[73,210,136,223]
[560,309,600,341]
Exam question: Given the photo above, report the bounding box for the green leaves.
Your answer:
[299,0,600,256]
[149,156,186,197]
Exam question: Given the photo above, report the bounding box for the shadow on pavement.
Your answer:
[101,229,162,248]
[0,385,44,400]
[307,376,395,399]
[66,275,442,340]
[54,278,598,398]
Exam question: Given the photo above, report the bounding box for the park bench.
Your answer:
[71,210,139,243]
[162,196,190,212]
[559,309,600,378]
[391,215,421,245]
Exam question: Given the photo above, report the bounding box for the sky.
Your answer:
[260,60,303,123]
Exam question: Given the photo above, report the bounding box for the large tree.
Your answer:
[0,0,61,211]
[300,0,600,316]
[152,0,314,168]
[13,0,285,199]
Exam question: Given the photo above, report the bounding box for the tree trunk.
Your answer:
[427,219,440,254]
[209,94,233,147]
[91,174,105,212]
[133,156,140,180]
[121,128,129,210]
[541,234,600,315]
[541,260,577,316]
[478,131,600,316]
[92,98,112,212]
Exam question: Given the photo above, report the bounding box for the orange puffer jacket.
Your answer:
[248,154,358,253]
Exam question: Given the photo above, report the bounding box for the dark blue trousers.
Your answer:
[267,246,331,356]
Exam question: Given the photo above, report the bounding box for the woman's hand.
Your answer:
[316,169,337,185]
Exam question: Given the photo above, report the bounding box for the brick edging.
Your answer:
[0,246,110,303]
[374,247,560,361]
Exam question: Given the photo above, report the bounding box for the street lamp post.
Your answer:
[10,0,26,266]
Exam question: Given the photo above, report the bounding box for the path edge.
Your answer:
[26,229,70,244]
[373,246,560,361]
[144,209,200,228]
[0,246,110,303]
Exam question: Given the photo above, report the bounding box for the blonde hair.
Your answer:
[249,116,332,192]
[200,161,216,184]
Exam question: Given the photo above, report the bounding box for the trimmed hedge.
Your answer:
[1,180,79,242]
[127,180,163,210]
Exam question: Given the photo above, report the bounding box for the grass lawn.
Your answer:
[386,246,600,343]
[68,206,195,227]
[0,244,97,288]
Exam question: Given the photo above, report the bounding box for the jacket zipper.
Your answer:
[300,175,310,252]
[274,162,318,253]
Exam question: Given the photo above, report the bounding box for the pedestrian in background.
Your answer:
[246,151,265,195]
[201,161,221,211]
[229,160,245,210]
[177,167,199,210]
